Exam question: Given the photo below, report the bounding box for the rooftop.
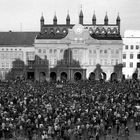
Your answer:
[0,32,38,46]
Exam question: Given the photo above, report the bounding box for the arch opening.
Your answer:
[110,72,118,82]
[89,72,95,81]
[50,72,57,82]
[39,72,46,82]
[74,72,82,81]
[132,73,138,80]
[60,72,68,81]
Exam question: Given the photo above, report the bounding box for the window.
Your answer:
[111,49,114,54]
[111,59,114,65]
[100,50,103,54]
[130,62,133,68]
[93,50,96,54]
[116,49,119,54]
[136,45,139,49]
[123,62,126,67]
[2,63,4,68]
[131,45,134,49]
[60,49,63,53]
[43,49,46,53]
[74,49,78,54]
[49,49,52,54]
[125,45,128,49]
[104,50,107,54]
[123,54,126,59]
[38,49,41,53]
[137,54,140,59]
[100,59,103,65]
[130,54,133,59]
[104,59,107,65]
[89,50,92,54]
[54,49,57,54]
[116,59,119,64]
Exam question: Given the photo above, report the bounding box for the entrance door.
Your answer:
[39,72,46,82]
[74,72,82,81]
[110,72,117,81]
[27,72,34,80]
[50,72,57,82]
[61,72,67,81]
[89,72,95,81]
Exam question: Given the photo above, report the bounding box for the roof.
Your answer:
[0,32,39,45]
[124,30,140,38]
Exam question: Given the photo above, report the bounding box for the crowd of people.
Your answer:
[0,78,140,140]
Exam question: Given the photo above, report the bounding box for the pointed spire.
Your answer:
[116,13,120,34]
[66,10,70,20]
[40,12,44,31]
[104,12,108,20]
[92,11,96,20]
[79,4,83,17]
[40,12,44,21]
[53,11,57,25]
[117,12,120,21]
[92,11,96,25]
[79,4,83,24]
[104,12,108,25]
[66,10,70,25]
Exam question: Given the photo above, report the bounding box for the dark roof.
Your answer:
[90,34,122,40]
[0,32,39,45]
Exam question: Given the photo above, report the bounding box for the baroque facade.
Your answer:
[0,10,123,81]
[34,10,123,81]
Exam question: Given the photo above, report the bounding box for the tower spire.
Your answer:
[40,12,44,31]
[104,12,108,25]
[53,11,57,25]
[66,10,70,25]
[92,10,96,25]
[79,4,83,24]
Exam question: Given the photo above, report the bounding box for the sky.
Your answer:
[0,0,140,36]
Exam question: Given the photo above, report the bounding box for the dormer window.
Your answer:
[56,30,60,33]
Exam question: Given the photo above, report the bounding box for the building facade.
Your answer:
[0,32,38,80]
[34,10,123,81]
[0,10,123,81]
[122,30,140,79]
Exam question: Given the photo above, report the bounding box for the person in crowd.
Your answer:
[0,78,139,139]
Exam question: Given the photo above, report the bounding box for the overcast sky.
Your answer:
[0,0,140,35]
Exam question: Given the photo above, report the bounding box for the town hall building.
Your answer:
[34,10,123,81]
[0,10,123,81]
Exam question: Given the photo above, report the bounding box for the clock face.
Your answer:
[74,24,83,34]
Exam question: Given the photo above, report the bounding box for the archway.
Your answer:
[60,72,68,81]
[74,72,82,81]
[27,72,34,80]
[50,72,57,82]
[132,73,138,80]
[110,72,117,82]
[39,72,46,82]
[89,72,95,81]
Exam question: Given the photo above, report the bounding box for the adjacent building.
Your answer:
[0,32,38,80]
[122,30,140,79]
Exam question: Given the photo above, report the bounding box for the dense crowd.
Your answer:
[0,79,140,140]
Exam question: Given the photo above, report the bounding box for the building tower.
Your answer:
[92,12,96,25]
[40,13,44,31]
[104,12,108,25]
[66,11,70,25]
[53,12,57,25]
[79,9,83,25]
[116,13,121,34]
